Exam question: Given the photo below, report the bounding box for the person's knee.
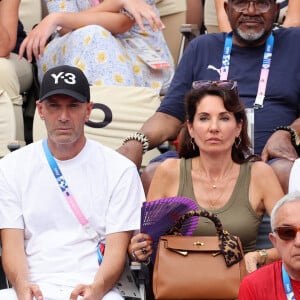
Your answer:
[0,57,20,100]
[77,24,112,38]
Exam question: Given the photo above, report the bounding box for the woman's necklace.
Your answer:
[200,162,235,209]
[207,162,235,190]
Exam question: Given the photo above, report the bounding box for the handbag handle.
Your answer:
[166,209,244,267]
[166,209,223,236]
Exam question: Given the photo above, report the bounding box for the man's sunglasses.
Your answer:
[231,0,273,14]
[274,226,300,241]
[192,80,238,91]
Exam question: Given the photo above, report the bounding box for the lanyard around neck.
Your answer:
[220,32,274,109]
[42,139,99,241]
[282,264,296,300]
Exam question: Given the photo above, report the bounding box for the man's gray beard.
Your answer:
[236,27,265,41]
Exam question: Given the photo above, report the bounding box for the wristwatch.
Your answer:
[257,249,268,266]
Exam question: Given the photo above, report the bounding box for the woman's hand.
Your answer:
[245,250,268,273]
[129,232,153,262]
[19,13,58,62]
[121,0,165,31]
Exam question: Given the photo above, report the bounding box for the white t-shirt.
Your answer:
[289,158,300,193]
[0,139,144,286]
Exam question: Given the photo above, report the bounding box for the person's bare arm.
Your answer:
[117,112,183,168]
[19,7,135,62]
[70,231,132,300]
[261,118,300,162]
[128,159,180,263]
[282,0,300,28]
[244,162,284,273]
[214,0,231,32]
[146,158,180,201]
[1,229,43,300]
[186,0,203,30]
[0,0,19,57]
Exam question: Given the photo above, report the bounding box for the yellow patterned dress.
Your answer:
[38,0,174,94]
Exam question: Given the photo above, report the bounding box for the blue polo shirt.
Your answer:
[158,27,300,155]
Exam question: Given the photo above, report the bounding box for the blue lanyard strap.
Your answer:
[282,264,296,300]
[220,32,274,109]
[220,32,233,80]
[42,139,102,262]
[254,32,274,109]
[42,139,94,229]
[42,139,70,195]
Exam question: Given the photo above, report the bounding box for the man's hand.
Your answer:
[16,283,43,300]
[261,130,298,162]
[70,283,101,300]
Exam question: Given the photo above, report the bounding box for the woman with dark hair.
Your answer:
[129,81,284,273]
[178,80,251,163]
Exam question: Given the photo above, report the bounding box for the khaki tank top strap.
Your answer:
[178,158,195,200]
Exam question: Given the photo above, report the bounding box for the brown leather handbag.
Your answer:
[152,210,247,300]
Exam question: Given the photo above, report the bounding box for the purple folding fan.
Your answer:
[141,196,200,260]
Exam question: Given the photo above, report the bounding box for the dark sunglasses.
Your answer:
[274,226,300,241]
[192,80,238,91]
[231,0,273,14]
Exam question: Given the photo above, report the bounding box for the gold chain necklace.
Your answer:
[206,162,235,190]
[202,162,235,209]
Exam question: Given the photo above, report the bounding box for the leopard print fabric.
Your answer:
[166,209,243,267]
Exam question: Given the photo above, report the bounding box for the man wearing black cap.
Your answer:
[0,65,144,300]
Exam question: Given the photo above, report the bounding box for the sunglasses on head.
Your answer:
[231,0,273,14]
[274,226,300,241]
[192,80,238,91]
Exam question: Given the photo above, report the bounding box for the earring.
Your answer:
[235,136,241,149]
[190,138,196,151]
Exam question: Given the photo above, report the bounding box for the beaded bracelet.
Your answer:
[123,132,149,154]
[273,126,300,148]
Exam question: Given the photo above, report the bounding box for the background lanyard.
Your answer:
[282,264,296,300]
[220,32,274,109]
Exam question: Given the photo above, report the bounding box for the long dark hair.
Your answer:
[178,86,258,163]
